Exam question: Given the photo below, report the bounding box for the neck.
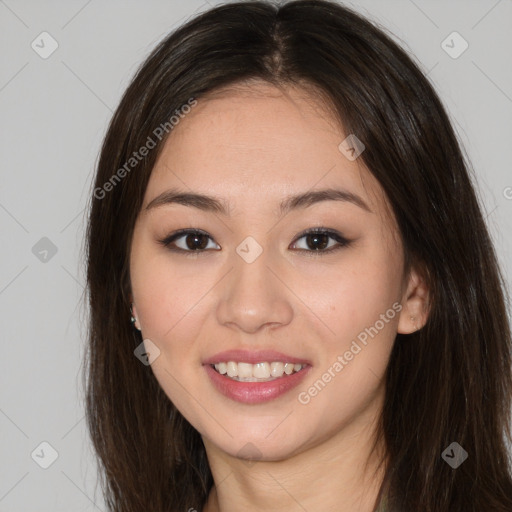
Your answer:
[201,400,387,512]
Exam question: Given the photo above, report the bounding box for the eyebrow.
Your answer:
[145,187,372,215]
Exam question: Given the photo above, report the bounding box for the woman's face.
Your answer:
[130,83,422,462]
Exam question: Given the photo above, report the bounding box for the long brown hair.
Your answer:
[83,1,512,510]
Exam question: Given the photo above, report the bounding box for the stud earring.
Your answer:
[130,303,141,331]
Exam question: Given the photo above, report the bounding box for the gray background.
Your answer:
[1,0,511,510]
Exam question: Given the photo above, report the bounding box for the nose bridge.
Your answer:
[233,237,271,292]
[216,236,293,332]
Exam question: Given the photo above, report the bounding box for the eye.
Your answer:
[158,229,220,253]
[290,227,351,254]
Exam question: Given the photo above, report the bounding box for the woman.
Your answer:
[83,1,512,510]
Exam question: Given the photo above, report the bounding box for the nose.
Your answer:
[215,246,294,334]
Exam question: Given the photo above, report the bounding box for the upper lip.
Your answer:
[203,349,312,366]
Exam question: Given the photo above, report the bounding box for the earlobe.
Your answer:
[397,266,430,334]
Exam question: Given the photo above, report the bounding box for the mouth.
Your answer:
[204,360,312,404]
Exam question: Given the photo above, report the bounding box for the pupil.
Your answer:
[307,233,328,250]
[186,234,208,250]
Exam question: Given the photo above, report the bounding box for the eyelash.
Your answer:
[157,227,351,256]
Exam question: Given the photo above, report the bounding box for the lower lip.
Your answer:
[204,364,312,404]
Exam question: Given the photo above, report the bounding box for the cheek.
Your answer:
[131,246,212,340]
[312,254,402,346]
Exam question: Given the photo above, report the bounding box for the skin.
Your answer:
[129,82,429,512]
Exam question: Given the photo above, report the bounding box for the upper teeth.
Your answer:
[214,361,305,379]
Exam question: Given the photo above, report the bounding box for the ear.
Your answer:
[397,265,430,334]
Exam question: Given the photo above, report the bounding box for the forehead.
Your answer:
[143,82,386,217]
